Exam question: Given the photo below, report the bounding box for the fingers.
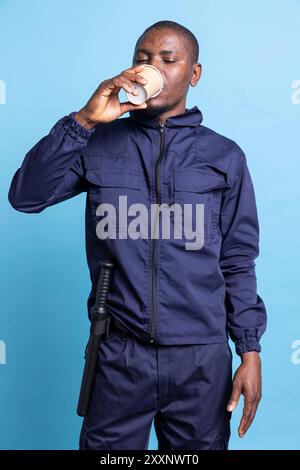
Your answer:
[122,71,148,86]
[238,393,261,438]
[123,64,147,74]
[112,77,139,95]
[99,66,149,99]
[102,74,147,97]
[101,77,137,97]
[227,380,242,412]
[119,100,148,114]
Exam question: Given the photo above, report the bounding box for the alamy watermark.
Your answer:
[291,80,300,104]
[95,196,205,250]
[291,339,300,365]
[0,340,6,365]
[0,80,6,104]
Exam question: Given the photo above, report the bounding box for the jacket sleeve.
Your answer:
[8,112,95,213]
[219,149,267,356]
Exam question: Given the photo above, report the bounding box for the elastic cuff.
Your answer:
[66,111,95,140]
[50,112,95,143]
[234,337,261,356]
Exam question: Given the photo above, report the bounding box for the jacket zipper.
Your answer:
[149,122,166,342]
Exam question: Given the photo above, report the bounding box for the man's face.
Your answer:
[132,28,200,115]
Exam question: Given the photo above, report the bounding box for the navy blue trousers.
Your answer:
[79,326,233,450]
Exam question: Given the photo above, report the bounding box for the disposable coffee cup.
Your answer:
[126,64,163,105]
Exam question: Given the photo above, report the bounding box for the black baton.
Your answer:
[77,260,114,417]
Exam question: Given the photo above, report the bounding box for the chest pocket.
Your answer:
[172,167,230,244]
[83,155,145,238]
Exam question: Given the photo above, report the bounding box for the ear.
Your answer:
[190,63,202,87]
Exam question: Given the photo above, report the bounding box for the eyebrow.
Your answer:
[135,48,177,55]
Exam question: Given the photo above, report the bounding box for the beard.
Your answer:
[129,100,174,122]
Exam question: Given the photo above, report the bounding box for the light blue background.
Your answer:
[1,0,299,450]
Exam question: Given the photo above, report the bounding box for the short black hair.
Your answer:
[135,20,199,65]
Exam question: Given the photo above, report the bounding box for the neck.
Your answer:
[130,99,187,126]
[156,101,187,125]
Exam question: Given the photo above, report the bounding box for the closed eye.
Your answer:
[135,59,176,63]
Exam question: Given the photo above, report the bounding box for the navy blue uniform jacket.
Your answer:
[8,106,267,355]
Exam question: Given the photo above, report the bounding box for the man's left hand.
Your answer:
[226,351,262,438]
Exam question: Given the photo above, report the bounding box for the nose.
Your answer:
[144,60,164,84]
[144,58,162,73]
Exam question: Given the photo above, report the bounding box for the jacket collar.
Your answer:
[129,105,203,128]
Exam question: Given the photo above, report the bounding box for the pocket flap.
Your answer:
[83,154,143,189]
[85,168,143,189]
[83,154,127,169]
[174,168,230,193]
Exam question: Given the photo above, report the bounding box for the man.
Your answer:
[8,20,267,450]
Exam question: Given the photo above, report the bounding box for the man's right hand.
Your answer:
[74,64,149,129]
